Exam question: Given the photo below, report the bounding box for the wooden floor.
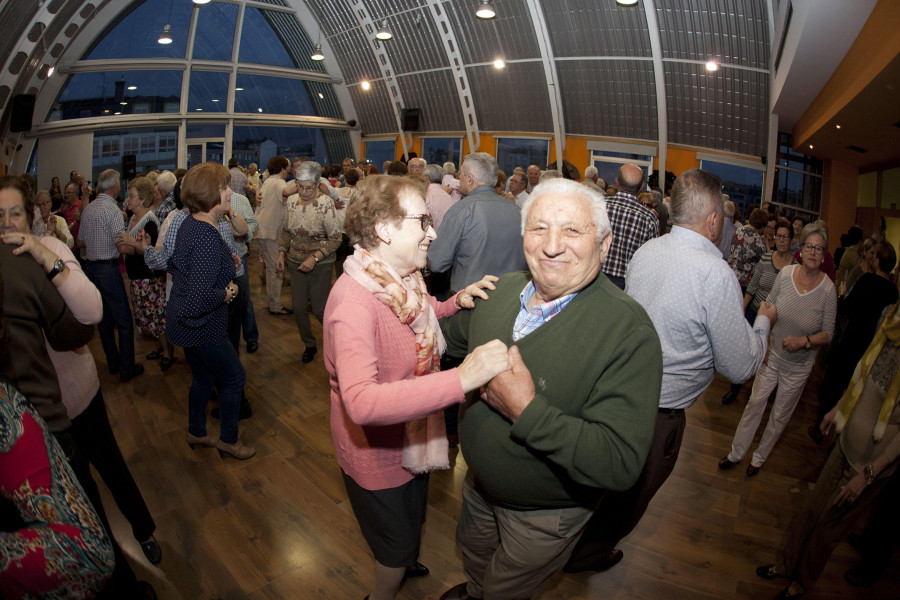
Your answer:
[94,251,899,600]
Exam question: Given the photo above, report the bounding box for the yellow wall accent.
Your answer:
[821,159,859,252]
[885,217,900,254]
[857,172,878,208]
[662,147,700,177]
[883,167,900,210]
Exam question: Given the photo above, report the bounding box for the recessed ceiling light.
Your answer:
[211,99,219,102]
[375,21,392,41]
[835,124,841,130]
[361,80,371,90]
[476,2,496,19]
[809,144,814,149]
[127,85,137,90]
[493,59,506,69]
[705,61,718,72]
[318,93,324,99]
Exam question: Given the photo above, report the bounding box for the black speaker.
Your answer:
[401,108,420,131]
[122,154,137,179]
[9,94,35,133]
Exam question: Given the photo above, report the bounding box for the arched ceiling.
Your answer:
[0,0,896,171]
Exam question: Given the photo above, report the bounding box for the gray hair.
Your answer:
[423,164,444,184]
[800,222,828,249]
[670,169,723,226]
[723,200,735,218]
[585,165,598,179]
[296,161,321,184]
[443,161,456,175]
[520,179,611,241]
[96,169,120,194]
[540,170,563,183]
[158,170,177,194]
[461,152,498,187]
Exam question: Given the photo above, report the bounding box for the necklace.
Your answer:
[797,268,818,294]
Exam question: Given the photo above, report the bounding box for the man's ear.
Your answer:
[705,210,719,242]
[598,231,613,264]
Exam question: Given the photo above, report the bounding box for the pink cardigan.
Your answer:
[324,274,465,490]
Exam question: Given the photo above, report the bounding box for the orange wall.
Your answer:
[821,159,860,252]
[661,147,700,176]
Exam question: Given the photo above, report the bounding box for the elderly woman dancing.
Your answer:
[720,222,836,476]
[324,175,510,600]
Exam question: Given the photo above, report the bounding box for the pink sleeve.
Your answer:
[40,237,103,325]
[432,292,461,319]
[329,300,464,427]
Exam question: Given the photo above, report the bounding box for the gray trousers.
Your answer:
[258,238,284,312]
[455,474,592,600]
[288,260,331,349]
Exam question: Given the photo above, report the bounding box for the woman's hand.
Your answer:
[833,471,867,507]
[1,232,54,266]
[782,336,806,352]
[299,255,317,273]
[133,230,149,253]
[275,253,286,272]
[456,275,499,309]
[821,406,839,437]
[457,339,511,394]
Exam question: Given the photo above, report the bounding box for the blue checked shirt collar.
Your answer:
[512,281,578,341]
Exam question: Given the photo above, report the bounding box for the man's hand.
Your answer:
[456,339,510,393]
[482,346,535,423]
[757,301,777,326]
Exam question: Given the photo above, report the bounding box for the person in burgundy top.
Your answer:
[324,175,509,600]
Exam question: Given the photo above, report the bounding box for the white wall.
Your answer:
[37,133,93,189]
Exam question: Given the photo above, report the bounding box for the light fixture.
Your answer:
[616,0,639,5]
[127,85,137,90]
[45,65,54,77]
[705,60,718,71]
[493,58,506,69]
[158,24,173,44]
[196,108,203,111]
[476,2,496,19]
[258,108,263,112]
[809,144,814,149]
[120,101,128,106]
[114,111,121,115]
[361,80,371,90]
[235,87,244,91]
[211,99,219,103]
[835,124,841,130]
[103,109,110,114]
[311,43,325,61]
[318,92,324,99]
[375,21,392,40]
[193,0,211,4]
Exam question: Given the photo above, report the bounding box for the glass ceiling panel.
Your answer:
[238,7,297,68]
[234,74,315,115]
[188,70,230,113]
[51,70,183,121]
[85,0,191,60]
[193,2,238,62]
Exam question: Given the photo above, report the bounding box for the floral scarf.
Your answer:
[342,245,449,474]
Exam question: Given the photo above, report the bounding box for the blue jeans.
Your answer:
[83,260,135,375]
[183,342,246,444]
[240,254,258,343]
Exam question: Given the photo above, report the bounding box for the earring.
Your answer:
[385,238,391,245]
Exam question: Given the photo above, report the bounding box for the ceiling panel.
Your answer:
[656,0,769,70]
[304,0,361,37]
[446,0,541,64]
[466,62,552,132]
[397,69,464,132]
[349,79,397,135]
[665,61,768,156]
[557,59,657,141]
[543,0,652,58]
[379,9,450,75]
[326,25,381,86]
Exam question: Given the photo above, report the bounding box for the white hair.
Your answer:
[158,171,176,194]
[443,161,456,175]
[520,179,610,241]
[585,165,598,179]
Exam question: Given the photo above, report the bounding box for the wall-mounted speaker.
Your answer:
[122,154,137,179]
[9,94,35,133]
[401,108,420,131]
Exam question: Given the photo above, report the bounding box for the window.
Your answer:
[590,149,654,192]
[232,126,327,170]
[233,74,316,116]
[193,2,239,62]
[92,127,179,184]
[699,158,765,220]
[772,132,823,218]
[85,0,191,60]
[188,70,230,113]
[365,140,396,171]
[422,138,462,168]
[239,8,298,68]
[496,138,549,177]
[54,70,183,121]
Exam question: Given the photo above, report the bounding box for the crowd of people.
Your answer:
[1,150,898,600]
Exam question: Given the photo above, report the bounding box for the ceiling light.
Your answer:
[45,66,54,77]
[158,24,172,45]
[193,0,211,4]
[835,124,841,130]
[493,59,506,69]
[318,93,324,99]
[311,43,325,61]
[476,2,496,19]
[361,80,371,90]
[616,0,639,5]
[235,87,244,91]
[211,99,219,103]
[114,111,121,115]
[103,109,110,114]
[375,21,392,40]
[809,144,813,149]
[120,101,128,106]
[705,61,718,71]
[127,85,137,90]
[258,108,263,112]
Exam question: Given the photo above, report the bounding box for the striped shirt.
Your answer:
[746,252,796,311]
[766,264,837,365]
[143,209,244,277]
[601,191,659,280]
[512,281,577,341]
[77,193,125,261]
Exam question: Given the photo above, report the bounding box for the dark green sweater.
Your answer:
[444,270,662,510]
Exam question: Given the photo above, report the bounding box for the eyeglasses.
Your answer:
[774,233,790,240]
[802,243,825,254]
[297,185,317,192]
[404,214,434,231]
[38,200,52,206]
[64,190,78,195]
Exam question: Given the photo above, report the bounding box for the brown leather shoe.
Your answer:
[718,456,739,470]
[439,582,478,600]
[746,464,762,477]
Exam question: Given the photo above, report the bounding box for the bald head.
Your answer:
[616,164,644,195]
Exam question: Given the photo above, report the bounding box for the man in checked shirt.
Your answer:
[599,163,659,289]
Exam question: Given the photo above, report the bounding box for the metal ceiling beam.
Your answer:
[643,0,666,180]
[524,0,564,165]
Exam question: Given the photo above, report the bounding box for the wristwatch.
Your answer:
[805,336,811,349]
[46,257,65,281]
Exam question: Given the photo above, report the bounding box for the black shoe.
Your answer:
[268,307,293,315]
[563,548,624,573]
[246,341,259,354]
[160,356,178,372]
[756,564,787,580]
[140,536,161,564]
[120,363,144,383]
[747,464,762,477]
[718,456,739,470]
[145,348,163,360]
[134,581,158,600]
[302,347,317,363]
[774,584,804,599]
[211,399,252,421]
[439,582,477,600]
[844,565,878,587]
[722,390,739,405]
[404,561,429,579]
